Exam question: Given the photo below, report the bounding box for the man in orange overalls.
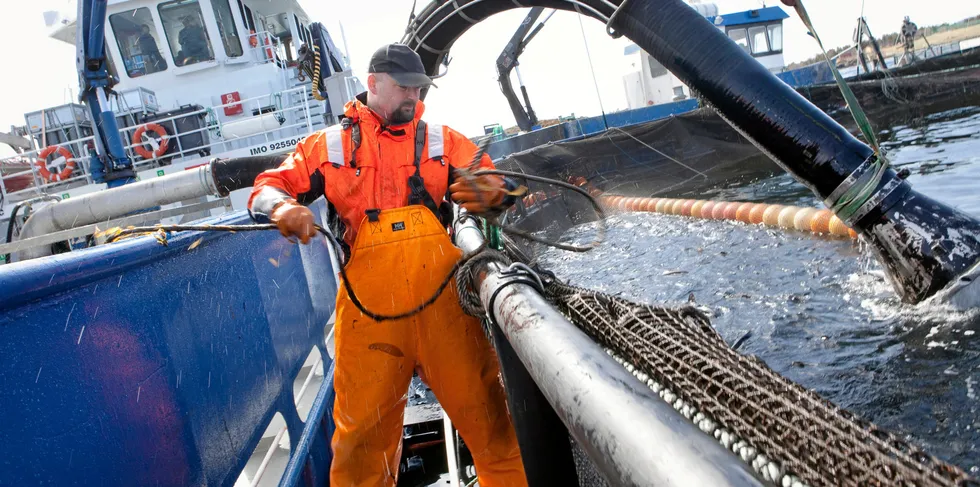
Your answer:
[248,43,527,487]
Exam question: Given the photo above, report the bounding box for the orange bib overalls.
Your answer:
[330,206,526,487]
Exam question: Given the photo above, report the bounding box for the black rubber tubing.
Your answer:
[404,0,980,303]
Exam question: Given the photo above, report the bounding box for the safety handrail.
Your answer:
[1,86,317,205]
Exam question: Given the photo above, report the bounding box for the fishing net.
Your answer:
[496,108,780,201]
[537,277,978,487]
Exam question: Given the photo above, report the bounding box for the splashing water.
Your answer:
[540,106,980,472]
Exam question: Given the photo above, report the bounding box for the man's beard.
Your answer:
[389,103,415,124]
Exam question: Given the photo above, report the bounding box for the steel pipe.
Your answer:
[14,155,286,261]
[409,0,980,305]
[454,218,763,486]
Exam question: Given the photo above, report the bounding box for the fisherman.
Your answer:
[136,25,165,71]
[177,15,210,64]
[248,43,527,486]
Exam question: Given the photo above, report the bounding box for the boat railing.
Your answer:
[0,85,318,209]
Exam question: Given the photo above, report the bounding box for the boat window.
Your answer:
[748,25,769,54]
[158,0,215,67]
[728,28,750,54]
[211,0,243,57]
[767,24,783,52]
[648,55,669,78]
[237,0,255,31]
[109,8,168,77]
[294,15,305,45]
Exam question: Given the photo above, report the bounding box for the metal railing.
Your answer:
[1,85,318,210]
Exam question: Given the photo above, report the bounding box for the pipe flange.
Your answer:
[501,262,545,293]
[823,154,876,209]
[846,176,909,227]
[485,262,549,323]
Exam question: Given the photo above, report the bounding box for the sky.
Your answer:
[1,0,978,139]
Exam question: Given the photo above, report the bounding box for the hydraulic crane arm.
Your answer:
[496,8,555,132]
[77,0,135,187]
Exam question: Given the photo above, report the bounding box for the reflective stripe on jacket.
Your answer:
[248,92,495,246]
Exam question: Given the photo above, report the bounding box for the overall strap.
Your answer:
[340,115,361,168]
[407,120,443,222]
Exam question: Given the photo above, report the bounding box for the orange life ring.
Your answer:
[132,123,169,159]
[35,146,77,182]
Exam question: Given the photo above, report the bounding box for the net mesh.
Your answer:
[541,279,978,487]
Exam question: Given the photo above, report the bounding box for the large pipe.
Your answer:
[487,320,580,485]
[453,220,764,487]
[14,155,286,261]
[407,0,980,305]
[613,0,980,305]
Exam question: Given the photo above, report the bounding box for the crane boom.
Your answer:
[496,8,555,132]
[77,0,136,187]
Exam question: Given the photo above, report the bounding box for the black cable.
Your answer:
[104,171,605,321]
[3,203,24,264]
[473,168,606,252]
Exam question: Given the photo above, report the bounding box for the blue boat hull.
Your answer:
[0,199,338,486]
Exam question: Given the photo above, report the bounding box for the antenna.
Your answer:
[577,15,609,130]
[339,22,352,67]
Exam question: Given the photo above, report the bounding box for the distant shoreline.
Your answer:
[787,19,980,70]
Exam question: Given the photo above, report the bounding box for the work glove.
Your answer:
[449,174,508,216]
[271,199,317,244]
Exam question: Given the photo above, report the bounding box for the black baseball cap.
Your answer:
[368,43,437,88]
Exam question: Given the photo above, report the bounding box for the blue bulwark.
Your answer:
[713,6,789,27]
[0,200,339,486]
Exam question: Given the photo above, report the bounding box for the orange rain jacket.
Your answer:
[248,93,496,247]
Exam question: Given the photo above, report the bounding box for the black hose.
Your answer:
[3,203,24,264]
[105,168,605,322]
[209,154,289,196]
[404,0,980,304]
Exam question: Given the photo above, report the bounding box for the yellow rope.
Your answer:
[311,45,325,101]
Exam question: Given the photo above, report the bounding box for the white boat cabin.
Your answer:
[622,4,788,109]
[0,0,363,236]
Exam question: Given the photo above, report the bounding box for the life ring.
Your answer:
[132,123,169,159]
[35,145,76,182]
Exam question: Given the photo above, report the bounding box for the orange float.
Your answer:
[762,205,784,226]
[680,199,697,217]
[690,200,707,218]
[810,210,833,234]
[748,204,767,224]
[734,203,756,223]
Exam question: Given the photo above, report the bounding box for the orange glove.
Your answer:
[271,200,317,244]
[449,175,507,215]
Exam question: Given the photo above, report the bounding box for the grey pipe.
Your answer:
[454,219,764,486]
[13,155,288,262]
[14,166,218,261]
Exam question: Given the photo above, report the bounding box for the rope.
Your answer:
[457,248,511,318]
[102,169,604,322]
[205,107,221,138]
[105,222,459,322]
[790,0,891,222]
[311,45,326,102]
